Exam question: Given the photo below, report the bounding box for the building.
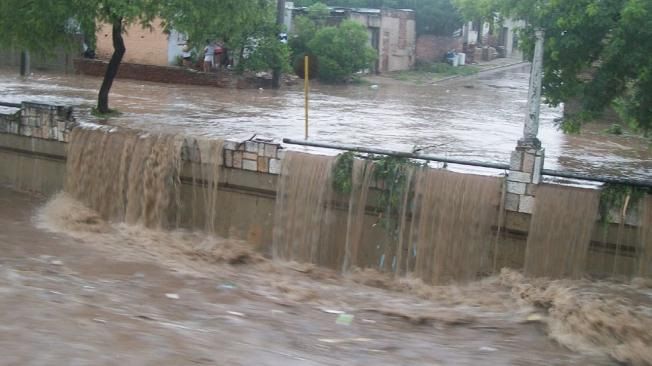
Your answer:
[95,20,186,67]
[291,7,417,73]
[461,18,524,58]
[94,6,417,73]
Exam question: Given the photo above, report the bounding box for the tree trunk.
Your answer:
[97,18,125,114]
[19,50,30,76]
[271,0,286,89]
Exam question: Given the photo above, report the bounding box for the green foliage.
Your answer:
[1,0,287,111]
[371,156,424,239]
[289,16,319,61]
[389,62,479,84]
[293,0,462,36]
[332,152,355,194]
[331,152,425,239]
[307,20,377,82]
[91,107,122,118]
[415,61,479,75]
[599,183,649,224]
[453,0,652,135]
[307,2,331,20]
[604,124,624,136]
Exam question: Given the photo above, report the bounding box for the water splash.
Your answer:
[66,127,183,228]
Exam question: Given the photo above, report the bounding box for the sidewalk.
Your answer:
[435,56,528,84]
[365,56,528,87]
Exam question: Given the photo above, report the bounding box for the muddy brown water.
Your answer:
[0,66,649,180]
[3,187,651,365]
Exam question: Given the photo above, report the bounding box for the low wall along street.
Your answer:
[1,102,650,282]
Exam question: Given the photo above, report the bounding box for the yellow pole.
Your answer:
[304,55,309,140]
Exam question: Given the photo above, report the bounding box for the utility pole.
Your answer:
[520,29,545,149]
[271,0,286,89]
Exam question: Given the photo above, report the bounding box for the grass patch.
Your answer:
[91,107,122,118]
[350,75,372,85]
[387,62,480,84]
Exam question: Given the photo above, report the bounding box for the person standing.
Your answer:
[203,40,215,73]
[181,43,192,68]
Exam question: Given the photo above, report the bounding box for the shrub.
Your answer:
[307,20,377,82]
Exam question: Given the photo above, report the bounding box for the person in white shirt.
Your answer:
[203,40,215,73]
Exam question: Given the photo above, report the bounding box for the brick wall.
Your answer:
[416,35,462,63]
[74,59,235,88]
[96,21,169,66]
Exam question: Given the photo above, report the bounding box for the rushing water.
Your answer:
[3,110,651,364]
[0,66,649,180]
[524,184,601,279]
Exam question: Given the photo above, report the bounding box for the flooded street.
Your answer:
[0,66,649,180]
[4,187,649,365]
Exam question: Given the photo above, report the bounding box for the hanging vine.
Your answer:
[371,156,425,240]
[599,183,649,225]
[331,152,355,194]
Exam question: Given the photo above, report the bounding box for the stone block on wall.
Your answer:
[508,171,531,183]
[263,143,278,158]
[507,181,526,195]
[242,159,257,171]
[518,195,535,214]
[224,149,233,168]
[232,151,243,169]
[257,156,269,173]
[269,158,281,175]
[245,141,258,153]
[510,150,523,171]
[505,193,520,211]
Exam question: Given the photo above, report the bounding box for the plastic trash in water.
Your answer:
[320,308,345,315]
[479,346,498,352]
[165,293,180,300]
[218,283,237,290]
[336,314,354,326]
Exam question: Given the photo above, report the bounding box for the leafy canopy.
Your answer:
[454,0,652,135]
[292,0,462,36]
[308,20,377,82]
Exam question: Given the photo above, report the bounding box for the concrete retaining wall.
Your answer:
[74,59,234,87]
[0,102,647,276]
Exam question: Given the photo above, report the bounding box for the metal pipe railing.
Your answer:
[542,169,651,189]
[282,138,652,189]
[282,138,511,170]
[0,102,21,108]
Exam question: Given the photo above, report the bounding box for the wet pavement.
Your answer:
[0,187,623,365]
[0,66,649,179]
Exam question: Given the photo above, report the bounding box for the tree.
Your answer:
[453,0,652,135]
[308,20,377,82]
[0,0,282,114]
[292,0,462,36]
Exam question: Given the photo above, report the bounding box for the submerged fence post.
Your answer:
[506,29,546,214]
[304,55,309,140]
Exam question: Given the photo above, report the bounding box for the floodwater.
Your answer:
[0,66,649,180]
[3,187,652,365]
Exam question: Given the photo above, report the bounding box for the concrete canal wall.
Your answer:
[0,102,648,279]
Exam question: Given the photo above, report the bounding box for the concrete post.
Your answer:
[507,29,546,214]
[520,29,545,148]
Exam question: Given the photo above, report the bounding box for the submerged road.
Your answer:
[0,188,620,365]
[0,66,649,179]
